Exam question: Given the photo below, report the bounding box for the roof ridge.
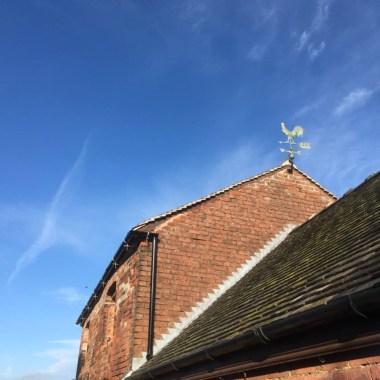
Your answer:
[133,162,336,231]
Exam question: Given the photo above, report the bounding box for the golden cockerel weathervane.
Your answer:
[279,122,311,168]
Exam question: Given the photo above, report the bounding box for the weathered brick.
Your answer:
[370,363,380,380]
[332,367,372,380]
[265,370,291,378]
[291,365,322,375]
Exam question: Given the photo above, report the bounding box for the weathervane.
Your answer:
[279,122,311,170]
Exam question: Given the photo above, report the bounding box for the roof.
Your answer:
[130,171,380,378]
[78,162,336,323]
[133,161,336,231]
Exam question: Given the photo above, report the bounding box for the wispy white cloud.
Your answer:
[183,0,208,31]
[308,41,326,61]
[293,98,323,119]
[295,31,310,52]
[21,340,78,380]
[311,0,330,32]
[0,355,13,380]
[242,2,277,28]
[0,204,41,229]
[45,287,87,303]
[247,44,266,62]
[300,119,378,196]
[334,87,376,116]
[245,4,276,63]
[7,140,89,284]
[204,143,277,194]
[0,204,45,256]
[259,7,276,25]
[295,0,331,59]
[0,341,79,380]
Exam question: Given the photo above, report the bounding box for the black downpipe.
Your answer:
[147,234,158,360]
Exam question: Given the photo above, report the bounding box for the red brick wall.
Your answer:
[77,248,146,380]
[77,166,335,379]
[132,167,335,365]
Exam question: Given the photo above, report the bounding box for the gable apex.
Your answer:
[133,162,336,232]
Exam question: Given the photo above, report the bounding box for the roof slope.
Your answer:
[132,172,380,376]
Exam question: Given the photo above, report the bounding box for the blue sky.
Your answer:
[0,1,379,379]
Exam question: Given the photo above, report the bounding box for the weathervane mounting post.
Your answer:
[279,122,311,171]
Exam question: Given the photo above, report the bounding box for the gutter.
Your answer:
[128,286,380,380]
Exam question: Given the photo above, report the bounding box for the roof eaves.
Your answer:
[76,230,157,325]
[127,286,380,380]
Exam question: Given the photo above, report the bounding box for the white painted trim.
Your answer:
[123,224,296,379]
